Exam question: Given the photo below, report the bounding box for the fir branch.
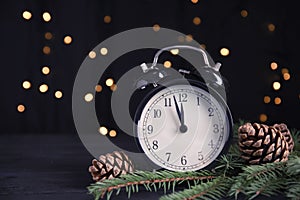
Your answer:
[87,170,216,200]
[159,177,232,200]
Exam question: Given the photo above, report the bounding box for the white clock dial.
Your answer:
[136,84,231,172]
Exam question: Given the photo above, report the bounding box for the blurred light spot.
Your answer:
[110,84,117,91]
[200,44,206,49]
[164,61,172,68]
[178,36,185,43]
[84,93,93,102]
[104,15,111,23]
[240,10,248,18]
[268,23,275,32]
[43,46,51,55]
[193,17,201,25]
[100,47,108,55]
[42,12,51,22]
[274,97,281,105]
[270,62,278,70]
[185,34,193,42]
[64,35,72,44]
[39,84,48,93]
[89,51,96,59]
[259,114,268,122]
[283,73,290,80]
[95,85,102,92]
[170,49,179,55]
[55,90,63,99]
[281,68,289,74]
[273,81,281,91]
[42,66,50,75]
[191,0,198,3]
[153,24,160,32]
[22,11,32,20]
[109,130,117,137]
[22,81,31,89]
[263,96,271,104]
[45,32,53,40]
[220,48,230,56]
[99,126,108,135]
[106,78,114,87]
[17,104,25,113]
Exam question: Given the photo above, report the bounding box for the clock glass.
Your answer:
[136,83,231,172]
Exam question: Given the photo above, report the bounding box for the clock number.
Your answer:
[164,98,172,107]
[181,155,187,165]
[165,152,171,161]
[152,140,158,150]
[208,107,214,117]
[153,109,161,118]
[197,97,200,106]
[179,93,188,102]
[147,125,153,134]
[213,124,219,133]
[198,152,204,161]
[208,139,214,149]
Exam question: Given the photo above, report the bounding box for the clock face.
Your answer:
[136,84,231,172]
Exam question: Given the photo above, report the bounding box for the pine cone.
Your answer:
[238,123,290,164]
[272,123,294,153]
[88,151,134,182]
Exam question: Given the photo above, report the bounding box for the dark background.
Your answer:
[0,0,299,199]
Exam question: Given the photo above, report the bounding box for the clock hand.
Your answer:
[173,95,181,122]
[179,103,188,133]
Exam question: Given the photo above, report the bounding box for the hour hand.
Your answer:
[179,103,188,133]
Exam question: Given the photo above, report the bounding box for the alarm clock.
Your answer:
[132,45,233,172]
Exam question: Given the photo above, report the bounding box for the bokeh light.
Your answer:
[100,47,108,55]
[63,35,72,44]
[104,15,111,23]
[84,93,93,102]
[22,11,32,20]
[42,66,50,75]
[99,126,108,135]
[22,81,31,89]
[259,114,268,122]
[105,78,114,87]
[273,81,281,91]
[89,51,96,59]
[39,84,48,93]
[17,104,25,113]
[54,90,63,99]
[220,48,230,56]
[270,62,278,70]
[42,12,51,22]
[164,61,172,68]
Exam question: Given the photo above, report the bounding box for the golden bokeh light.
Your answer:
[89,51,96,59]
[100,47,108,55]
[200,44,206,49]
[63,35,72,44]
[17,104,25,113]
[109,130,117,137]
[259,114,268,122]
[110,84,117,91]
[153,24,160,32]
[193,17,201,25]
[274,97,282,105]
[42,12,51,22]
[22,81,31,89]
[99,126,108,135]
[240,10,248,18]
[45,32,53,40]
[106,78,114,87]
[95,85,102,92]
[283,73,290,81]
[42,66,50,75]
[273,81,281,91]
[268,23,275,32]
[263,96,271,104]
[54,90,63,99]
[281,68,289,74]
[39,84,48,93]
[84,93,93,102]
[220,48,230,56]
[164,61,172,68]
[22,11,32,20]
[170,49,179,55]
[191,0,198,4]
[270,62,278,70]
[104,15,111,23]
[43,46,51,55]
[185,34,193,42]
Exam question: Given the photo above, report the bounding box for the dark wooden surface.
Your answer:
[0,133,166,200]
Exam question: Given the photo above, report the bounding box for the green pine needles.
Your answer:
[87,121,300,200]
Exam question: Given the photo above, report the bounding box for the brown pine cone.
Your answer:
[88,151,134,182]
[238,123,290,164]
[272,123,294,153]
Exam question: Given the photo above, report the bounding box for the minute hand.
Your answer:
[172,95,181,122]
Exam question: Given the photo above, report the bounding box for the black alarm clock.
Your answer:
[130,45,233,172]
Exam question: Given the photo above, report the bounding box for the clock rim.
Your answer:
[133,78,233,171]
